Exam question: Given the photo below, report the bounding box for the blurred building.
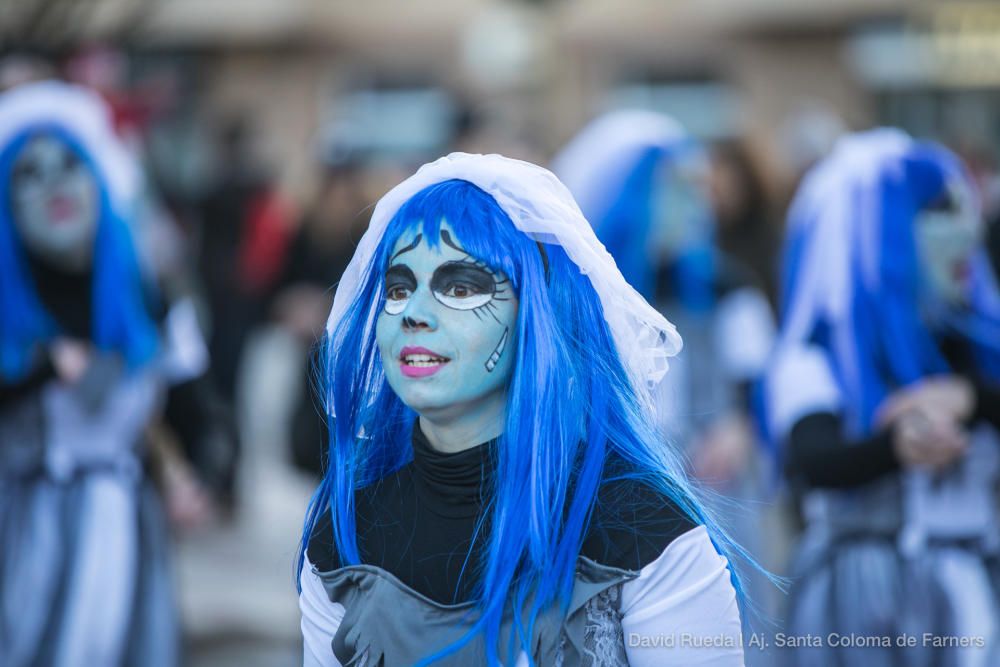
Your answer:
[5,0,1000,202]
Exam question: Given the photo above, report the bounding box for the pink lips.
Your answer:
[48,195,77,223]
[398,346,450,378]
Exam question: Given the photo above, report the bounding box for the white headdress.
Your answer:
[551,110,691,225]
[325,152,683,412]
[0,80,139,215]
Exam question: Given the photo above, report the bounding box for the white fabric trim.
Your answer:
[159,298,210,384]
[323,152,683,419]
[300,559,345,667]
[714,287,776,381]
[765,343,841,441]
[550,110,688,226]
[620,525,744,666]
[54,476,138,667]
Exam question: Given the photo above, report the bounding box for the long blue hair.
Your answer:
[778,136,1000,436]
[0,125,158,381]
[593,144,717,310]
[299,179,758,664]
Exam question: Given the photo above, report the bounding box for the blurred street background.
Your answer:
[3,1,1000,665]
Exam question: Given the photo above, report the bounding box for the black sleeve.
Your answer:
[971,379,1000,431]
[306,507,339,571]
[582,454,698,571]
[0,356,56,410]
[785,411,900,489]
[289,366,328,477]
[163,373,239,501]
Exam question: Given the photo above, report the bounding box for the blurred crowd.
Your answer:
[1,26,1000,666]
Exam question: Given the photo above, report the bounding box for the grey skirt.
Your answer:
[0,469,179,667]
[783,530,1000,667]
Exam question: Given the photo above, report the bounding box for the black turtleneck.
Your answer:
[307,424,697,605]
[27,253,93,339]
[0,256,91,408]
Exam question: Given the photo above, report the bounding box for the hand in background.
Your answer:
[691,413,755,487]
[876,377,973,471]
[50,338,91,384]
[875,375,974,427]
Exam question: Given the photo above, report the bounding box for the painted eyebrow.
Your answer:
[440,229,464,253]
[429,262,495,292]
[391,233,423,262]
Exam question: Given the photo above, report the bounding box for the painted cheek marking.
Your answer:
[485,327,510,373]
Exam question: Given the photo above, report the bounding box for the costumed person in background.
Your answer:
[767,129,1000,667]
[0,81,236,667]
[707,138,780,308]
[275,150,368,477]
[553,111,780,629]
[298,153,753,665]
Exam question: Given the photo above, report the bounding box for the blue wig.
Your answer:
[299,179,760,664]
[778,132,1000,436]
[592,144,717,311]
[0,125,158,381]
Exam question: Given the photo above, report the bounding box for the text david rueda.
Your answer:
[628,632,988,650]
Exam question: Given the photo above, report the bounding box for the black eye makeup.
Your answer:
[12,160,40,185]
[434,258,511,322]
[383,264,417,315]
[430,262,495,308]
[381,229,513,322]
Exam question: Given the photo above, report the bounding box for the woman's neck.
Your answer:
[417,408,503,454]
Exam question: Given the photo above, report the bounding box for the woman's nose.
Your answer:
[401,288,438,331]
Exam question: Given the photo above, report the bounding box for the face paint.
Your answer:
[914,179,982,306]
[9,134,98,269]
[650,155,714,260]
[375,221,518,422]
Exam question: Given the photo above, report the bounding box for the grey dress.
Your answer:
[0,301,213,667]
[300,428,745,666]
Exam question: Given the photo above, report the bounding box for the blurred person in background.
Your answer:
[0,81,236,667]
[708,138,780,307]
[195,116,292,508]
[275,152,369,476]
[197,115,293,406]
[553,112,779,628]
[767,128,1000,667]
[299,154,749,666]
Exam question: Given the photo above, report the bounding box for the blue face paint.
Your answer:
[375,220,518,428]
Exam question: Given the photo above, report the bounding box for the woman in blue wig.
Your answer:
[768,128,1000,667]
[0,81,236,667]
[298,152,750,665]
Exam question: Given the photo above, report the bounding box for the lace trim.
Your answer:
[554,583,628,666]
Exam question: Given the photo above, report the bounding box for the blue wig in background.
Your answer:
[0,125,159,381]
[592,144,717,311]
[777,130,1000,437]
[299,179,765,665]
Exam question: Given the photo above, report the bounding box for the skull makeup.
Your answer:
[10,133,99,269]
[375,221,518,426]
[914,179,982,306]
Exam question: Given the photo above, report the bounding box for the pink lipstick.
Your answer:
[399,346,451,378]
